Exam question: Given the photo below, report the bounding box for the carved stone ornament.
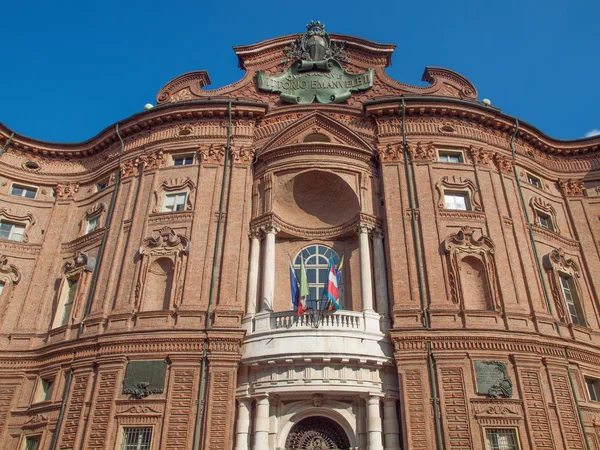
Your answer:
[442,227,500,311]
[197,144,226,163]
[0,255,21,285]
[123,382,163,399]
[543,248,585,324]
[257,22,373,104]
[377,143,403,163]
[139,227,190,256]
[120,149,165,178]
[408,142,436,161]
[559,178,585,197]
[64,251,96,278]
[469,146,493,167]
[493,154,515,174]
[530,196,560,233]
[435,176,482,211]
[230,146,255,164]
[55,182,80,199]
[152,177,195,213]
[312,394,324,407]
[0,208,36,243]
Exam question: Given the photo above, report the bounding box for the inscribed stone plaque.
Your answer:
[123,360,167,398]
[474,361,513,398]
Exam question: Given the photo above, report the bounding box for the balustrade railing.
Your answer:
[271,310,362,330]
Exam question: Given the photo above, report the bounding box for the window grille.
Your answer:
[121,427,152,450]
[486,429,519,450]
[25,437,40,450]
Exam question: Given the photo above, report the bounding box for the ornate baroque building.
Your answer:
[1,22,600,450]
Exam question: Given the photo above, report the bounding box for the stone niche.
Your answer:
[273,170,360,230]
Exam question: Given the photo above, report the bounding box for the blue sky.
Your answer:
[1,0,598,143]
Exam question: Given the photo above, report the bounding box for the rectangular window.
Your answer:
[163,193,187,212]
[527,174,542,189]
[444,192,470,211]
[173,154,194,166]
[34,376,54,403]
[122,427,152,450]
[0,222,26,242]
[439,152,463,163]
[86,216,100,234]
[536,212,554,231]
[24,437,40,450]
[10,184,37,199]
[53,278,78,328]
[586,378,600,401]
[486,429,519,450]
[560,274,582,325]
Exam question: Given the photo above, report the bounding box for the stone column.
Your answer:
[253,396,270,450]
[358,224,374,312]
[383,398,401,450]
[245,230,261,316]
[372,229,390,331]
[260,225,278,312]
[234,399,252,450]
[357,397,367,449]
[367,395,384,450]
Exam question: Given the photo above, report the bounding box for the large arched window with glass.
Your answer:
[293,244,343,309]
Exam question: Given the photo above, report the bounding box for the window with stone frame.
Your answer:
[526,173,542,189]
[444,191,470,211]
[536,211,554,231]
[530,196,560,234]
[0,221,25,242]
[53,277,78,329]
[438,150,464,163]
[33,376,55,403]
[85,215,100,234]
[435,176,482,212]
[162,192,187,212]
[10,184,37,199]
[172,153,194,166]
[485,428,520,450]
[293,244,343,310]
[23,436,40,450]
[559,273,584,326]
[586,377,600,402]
[152,177,195,214]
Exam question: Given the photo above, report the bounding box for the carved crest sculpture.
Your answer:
[257,22,373,104]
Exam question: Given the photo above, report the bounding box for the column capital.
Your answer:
[248,228,262,240]
[370,228,385,240]
[261,223,280,235]
[357,222,375,234]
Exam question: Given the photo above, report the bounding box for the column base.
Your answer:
[363,310,382,333]
[254,310,272,332]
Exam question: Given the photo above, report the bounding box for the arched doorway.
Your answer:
[285,416,350,450]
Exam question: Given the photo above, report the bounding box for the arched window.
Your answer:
[293,245,342,309]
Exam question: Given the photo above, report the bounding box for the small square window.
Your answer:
[0,222,25,242]
[85,216,100,234]
[439,152,463,163]
[95,179,109,192]
[586,378,600,401]
[536,212,554,231]
[485,428,519,450]
[10,184,37,199]
[163,193,187,212]
[24,436,40,450]
[527,174,542,189]
[444,192,470,211]
[172,154,194,166]
[122,427,152,450]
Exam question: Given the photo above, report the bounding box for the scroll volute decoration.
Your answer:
[135,227,190,312]
[442,227,500,311]
[435,176,482,211]
[0,256,21,318]
[64,251,96,278]
[542,248,585,324]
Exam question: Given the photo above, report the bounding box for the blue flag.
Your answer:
[289,261,300,310]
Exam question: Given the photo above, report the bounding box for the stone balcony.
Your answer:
[241,309,392,366]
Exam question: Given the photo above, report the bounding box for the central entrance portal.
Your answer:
[284,416,350,450]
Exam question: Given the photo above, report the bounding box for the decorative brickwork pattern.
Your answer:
[59,371,92,449]
[87,369,119,448]
[164,368,196,449]
[0,383,17,442]
[551,372,586,449]
[204,368,236,450]
[439,367,472,449]
[401,368,430,449]
[520,370,554,449]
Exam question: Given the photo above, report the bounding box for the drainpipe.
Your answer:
[0,133,14,157]
[192,102,233,450]
[509,120,590,450]
[49,124,125,450]
[400,99,443,450]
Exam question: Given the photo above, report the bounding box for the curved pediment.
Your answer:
[260,112,373,157]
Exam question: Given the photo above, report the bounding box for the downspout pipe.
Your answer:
[49,124,125,450]
[193,102,233,450]
[400,99,443,450]
[509,120,590,449]
[0,133,14,157]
